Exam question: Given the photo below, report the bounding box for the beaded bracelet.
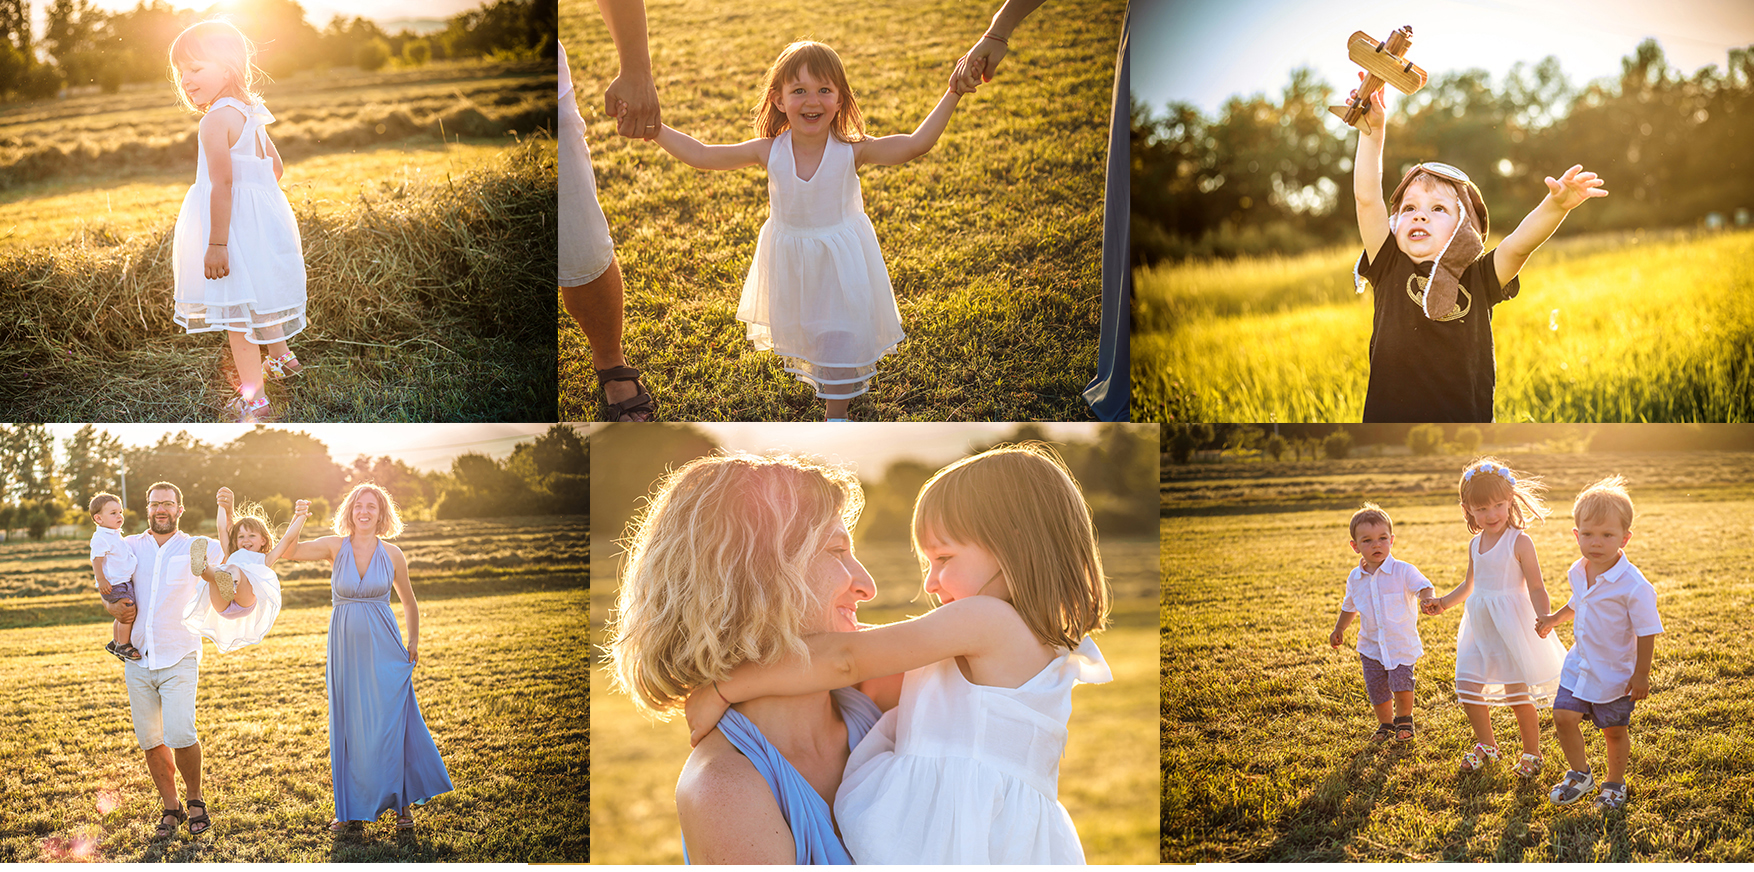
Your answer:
[982,32,1008,44]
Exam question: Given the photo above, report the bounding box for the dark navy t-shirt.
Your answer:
[1356,236,1520,422]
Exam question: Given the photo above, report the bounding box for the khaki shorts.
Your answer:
[559,82,614,287]
[124,653,199,750]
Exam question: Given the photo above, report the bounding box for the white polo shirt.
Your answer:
[1342,554,1434,671]
[126,530,223,670]
[1559,555,1664,704]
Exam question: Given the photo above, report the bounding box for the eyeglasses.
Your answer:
[146,501,179,509]
[1412,161,1471,185]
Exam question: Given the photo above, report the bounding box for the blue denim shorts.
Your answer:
[1360,654,1415,706]
[1554,684,1635,729]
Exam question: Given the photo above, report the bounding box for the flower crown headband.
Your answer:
[1463,462,1515,486]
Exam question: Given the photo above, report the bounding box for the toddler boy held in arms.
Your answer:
[1331,503,1438,743]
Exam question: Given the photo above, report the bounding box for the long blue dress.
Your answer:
[684,688,881,864]
[327,537,453,821]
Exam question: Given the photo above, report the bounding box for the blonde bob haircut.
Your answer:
[1573,475,1635,531]
[608,453,864,717]
[1458,455,1549,534]
[752,40,867,141]
[331,483,405,539]
[168,18,266,114]
[911,443,1110,651]
[227,503,277,557]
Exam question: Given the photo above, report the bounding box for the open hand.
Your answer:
[1627,673,1650,701]
[605,71,661,140]
[685,681,732,747]
[1546,165,1608,211]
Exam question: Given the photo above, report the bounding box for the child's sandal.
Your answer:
[1513,753,1543,779]
[211,568,237,606]
[117,642,144,661]
[263,352,302,380]
[189,537,210,576]
[1369,722,1397,744]
[1459,741,1500,772]
[1393,715,1416,742]
[226,392,273,423]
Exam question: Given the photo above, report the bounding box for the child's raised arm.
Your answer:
[1493,164,1608,286]
[854,88,962,169]
[685,595,1023,744]
[265,500,310,569]
[215,487,234,557]
[1350,74,1390,260]
[652,125,771,171]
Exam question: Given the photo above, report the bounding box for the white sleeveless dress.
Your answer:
[172,96,307,345]
[739,131,904,400]
[834,636,1111,864]
[1454,530,1567,705]
[181,549,283,654]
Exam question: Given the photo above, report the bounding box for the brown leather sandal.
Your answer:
[186,799,211,835]
[155,807,186,839]
[596,365,655,422]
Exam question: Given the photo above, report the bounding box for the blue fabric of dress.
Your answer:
[684,688,881,865]
[327,537,453,821]
[1083,3,1131,421]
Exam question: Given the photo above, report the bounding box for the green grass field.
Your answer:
[560,0,1120,421]
[589,536,1159,864]
[1161,451,1754,861]
[1135,229,1754,422]
[0,517,586,862]
[0,61,557,422]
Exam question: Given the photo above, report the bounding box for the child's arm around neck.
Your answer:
[652,124,772,171]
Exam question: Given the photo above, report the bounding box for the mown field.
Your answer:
[1160,451,1754,861]
[589,535,1159,864]
[560,0,1120,421]
[0,516,587,862]
[0,61,557,422]
[1134,229,1754,422]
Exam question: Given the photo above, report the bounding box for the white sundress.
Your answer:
[172,96,307,345]
[181,549,283,654]
[1454,530,1567,705]
[739,130,905,400]
[833,636,1112,864]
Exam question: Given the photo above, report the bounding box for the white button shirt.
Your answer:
[90,526,137,589]
[1342,554,1434,671]
[126,530,223,670]
[1559,555,1664,704]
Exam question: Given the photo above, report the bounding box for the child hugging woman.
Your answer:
[650,41,976,421]
[168,20,307,422]
[1424,458,1568,778]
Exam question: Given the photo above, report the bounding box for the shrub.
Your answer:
[403,39,432,66]
[1323,429,1353,460]
[1456,426,1482,454]
[1407,423,1445,456]
[1265,433,1288,461]
[356,38,392,72]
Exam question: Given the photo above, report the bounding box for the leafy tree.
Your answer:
[1265,433,1288,461]
[356,37,391,72]
[403,38,431,66]
[1455,426,1483,455]
[1407,424,1446,456]
[1323,429,1354,460]
[62,424,124,511]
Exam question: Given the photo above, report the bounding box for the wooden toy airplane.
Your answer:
[1329,25,1428,135]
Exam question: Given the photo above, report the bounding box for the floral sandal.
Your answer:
[1513,753,1543,779]
[1459,741,1500,772]
[263,352,302,380]
[226,392,273,423]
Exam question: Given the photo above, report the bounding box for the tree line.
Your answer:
[1133,40,1754,263]
[0,423,586,540]
[0,0,555,101]
[1162,423,1754,464]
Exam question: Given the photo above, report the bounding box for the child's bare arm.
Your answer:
[1534,604,1575,637]
[1494,164,1608,285]
[1628,633,1657,700]
[214,487,234,557]
[1515,533,1552,615]
[92,557,112,595]
[1329,608,1355,647]
[1350,74,1390,259]
[265,500,309,569]
[855,90,962,168]
[652,125,769,171]
[1431,551,1476,613]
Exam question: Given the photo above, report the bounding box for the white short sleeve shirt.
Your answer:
[89,526,137,588]
[1559,555,1664,704]
[1342,554,1434,671]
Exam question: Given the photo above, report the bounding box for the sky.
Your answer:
[42,423,563,472]
[1133,0,1754,117]
[76,0,483,29]
[688,422,1132,480]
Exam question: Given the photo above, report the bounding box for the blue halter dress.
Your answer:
[326,537,454,820]
[684,687,881,864]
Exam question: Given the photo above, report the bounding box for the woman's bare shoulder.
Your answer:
[676,733,793,863]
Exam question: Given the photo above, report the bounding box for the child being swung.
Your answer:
[1330,503,1438,742]
[650,41,976,421]
[169,20,307,421]
[1535,476,1662,811]
[684,445,1112,864]
[89,493,141,662]
[1424,458,1568,777]
[182,488,302,653]
[1348,77,1608,422]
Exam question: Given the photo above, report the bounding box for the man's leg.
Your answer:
[160,655,203,813]
[144,744,181,810]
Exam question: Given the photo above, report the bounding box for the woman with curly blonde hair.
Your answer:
[605,453,886,863]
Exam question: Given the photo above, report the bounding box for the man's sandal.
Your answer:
[1459,742,1500,772]
[596,365,655,422]
[1393,715,1416,742]
[154,807,186,839]
[186,799,211,835]
[1369,722,1397,744]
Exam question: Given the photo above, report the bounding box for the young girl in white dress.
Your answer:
[650,41,974,421]
[684,445,1112,863]
[168,20,307,421]
[1425,458,1568,777]
[183,488,304,653]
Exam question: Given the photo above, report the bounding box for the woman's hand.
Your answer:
[216,487,234,515]
[204,243,229,280]
[407,640,419,665]
[950,55,982,96]
[958,34,1008,86]
[684,682,731,748]
[293,499,309,518]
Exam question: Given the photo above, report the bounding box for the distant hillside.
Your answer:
[380,17,449,35]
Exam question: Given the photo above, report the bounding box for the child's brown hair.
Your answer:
[1572,475,1635,530]
[167,19,265,114]
[1349,503,1393,540]
[911,443,1110,650]
[1457,456,1549,534]
[228,504,276,556]
[752,41,867,141]
[89,493,121,516]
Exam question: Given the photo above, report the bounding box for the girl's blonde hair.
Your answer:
[752,40,867,141]
[1458,456,1549,534]
[167,19,265,114]
[228,504,276,556]
[332,483,405,539]
[911,444,1110,651]
[607,453,864,717]
[1573,475,1635,530]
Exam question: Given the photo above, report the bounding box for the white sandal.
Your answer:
[1458,741,1500,772]
[1513,753,1543,779]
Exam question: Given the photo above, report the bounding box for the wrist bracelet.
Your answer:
[712,681,732,706]
[982,32,1008,45]
[210,242,226,246]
